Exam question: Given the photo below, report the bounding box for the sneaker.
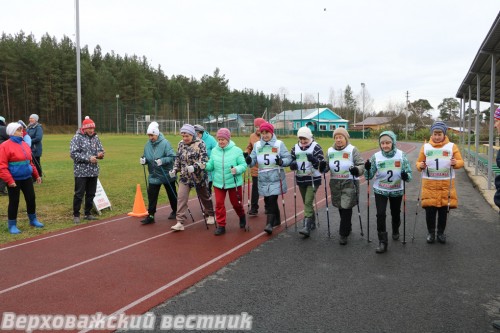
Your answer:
[206,216,215,225]
[437,233,446,244]
[171,222,184,231]
[167,211,176,220]
[141,215,155,225]
[84,215,98,221]
[392,233,400,240]
[214,226,226,235]
[339,236,348,245]
[426,233,435,244]
[248,209,258,216]
[73,216,80,224]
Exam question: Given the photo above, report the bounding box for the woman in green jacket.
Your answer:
[205,128,247,235]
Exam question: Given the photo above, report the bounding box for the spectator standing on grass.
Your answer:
[169,124,215,231]
[26,114,43,178]
[244,117,266,216]
[139,122,178,225]
[0,116,9,195]
[0,122,44,234]
[70,116,105,224]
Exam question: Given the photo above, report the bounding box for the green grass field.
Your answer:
[0,133,378,244]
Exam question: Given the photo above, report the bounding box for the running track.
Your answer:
[0,143,415,332]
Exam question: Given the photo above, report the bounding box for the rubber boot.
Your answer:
[309,214,316,230]
[8,220,21,234]
[28,213,44,228]
[264,215,273,234]
[239,215,246,229]
[375,232,388,253]
[299,217,314,238]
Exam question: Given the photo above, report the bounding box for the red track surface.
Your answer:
[0,143,414,333]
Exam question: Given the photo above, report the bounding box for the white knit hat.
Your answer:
[147,122,160,136]
[6,122,22,136]
[297,126,313,140]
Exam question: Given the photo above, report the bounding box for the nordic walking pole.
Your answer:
[231,166,249,231]
[277,164,288,230]
[366,168,371,243]
[311,174,320,227]
[157,164,195,223]
[323,172,331,238]
[294,171,298,232]
[411,170,423,242]
[402,177,407,244]
[142,159,148,190]
[190,171,209,229]
[32,154,45,178]
[352,173,364,237]
[247,169,251,215]
[447,165,453,214]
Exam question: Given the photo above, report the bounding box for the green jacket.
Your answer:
[205,140,247,189]
[143,133,176,185]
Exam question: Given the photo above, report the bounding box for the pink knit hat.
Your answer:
[259,122,274,135]
[254,118,266,127]
[217,128,231,141]
[495,107,500,120]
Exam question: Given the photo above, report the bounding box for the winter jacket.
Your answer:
[27,122,43,157]
[143,133,176,185]
[365,131,412,197]
[415,135,463,208]
[245,132,261,177]
[205,140,247,189]
[248,134,291,196]
[290,139,325,187]
[326,142,365,209]
[0,136,40,185]
[70,130,105,178]
[201,131,217,182]
[0,126,8,144]
[173,137,208,186]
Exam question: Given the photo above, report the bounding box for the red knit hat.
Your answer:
[82,116,95,129]
[259,122,274,135]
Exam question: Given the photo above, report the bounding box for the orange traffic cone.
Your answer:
[128,184,148,217]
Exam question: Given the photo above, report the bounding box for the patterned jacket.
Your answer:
[70,130,105,178]
[173,137,208,186]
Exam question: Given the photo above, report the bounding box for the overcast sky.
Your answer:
[1,1,499,116]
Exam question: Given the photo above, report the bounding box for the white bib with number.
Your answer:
[255,140,282,172]
[422,142,455,179]
[327,144,355,180]
[295,142,321,177]
[372,150,403,192]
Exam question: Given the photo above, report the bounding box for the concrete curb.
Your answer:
[462,161,499,213]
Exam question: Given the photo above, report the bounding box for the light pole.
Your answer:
[116,94,120,134]
[361,83,365,139]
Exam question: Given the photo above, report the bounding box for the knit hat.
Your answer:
[29,114,39,122]
[297,126,313,140]
[180,124,195,136]
[18,120,27,129]
[194,124,205,133]
[216,128,231,141]
[6,122,22,136]
[333,127,350,141]
[495,107,500,120]
[82,116,95,129]
[259,122,274,135]
[254,118,266,127]
[147,121,160,136]
[430,121,447,135]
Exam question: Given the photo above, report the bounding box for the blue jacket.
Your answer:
[205,140,247,189]
[143,133,176,185]
[248,134,291,196]
[27,123,43,157]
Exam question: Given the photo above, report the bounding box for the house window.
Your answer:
[319,124,327,131]
[339,125,345,129]
[329,125,336,131]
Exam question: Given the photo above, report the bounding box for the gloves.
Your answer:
[289,160,298,171]
[245,155,252,165]
[364,160,372,171]
[275,156,283,166]
[231,167,237,175]
[187,165,195,173]
[139,157,146,165]
[401,170,409,181]
[306,153,318,165]
[155,159,162,166]
[349,166,359,177]
[169,169,177,177]
[319,160,327,173]
[243,152,249,158]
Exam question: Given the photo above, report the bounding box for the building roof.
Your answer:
[270,108,347,122]
[355,116,392,126]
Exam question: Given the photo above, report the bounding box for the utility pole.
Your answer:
[405,91,410,140]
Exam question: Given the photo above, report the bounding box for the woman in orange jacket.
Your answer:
[415,121,463,244]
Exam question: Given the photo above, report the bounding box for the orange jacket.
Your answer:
[245,132,261,177]
[415,136,464,208]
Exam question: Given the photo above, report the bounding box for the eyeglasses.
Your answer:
[16,128,22,132]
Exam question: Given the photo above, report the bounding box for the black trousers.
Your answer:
[374,193,402,233]
[73,177,98,217]
[425,206,448,234]
[147,181,177,215]
[338,208,353,237]
[264,195,280,221]
[7,178,36,220]
[251,176,259,211]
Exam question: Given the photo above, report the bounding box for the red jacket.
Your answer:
[0,137,39,185]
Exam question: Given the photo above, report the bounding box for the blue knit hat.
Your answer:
[431,121,447,135]
[180,124,195,136]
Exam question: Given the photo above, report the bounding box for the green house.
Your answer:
[269,108,348,137]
